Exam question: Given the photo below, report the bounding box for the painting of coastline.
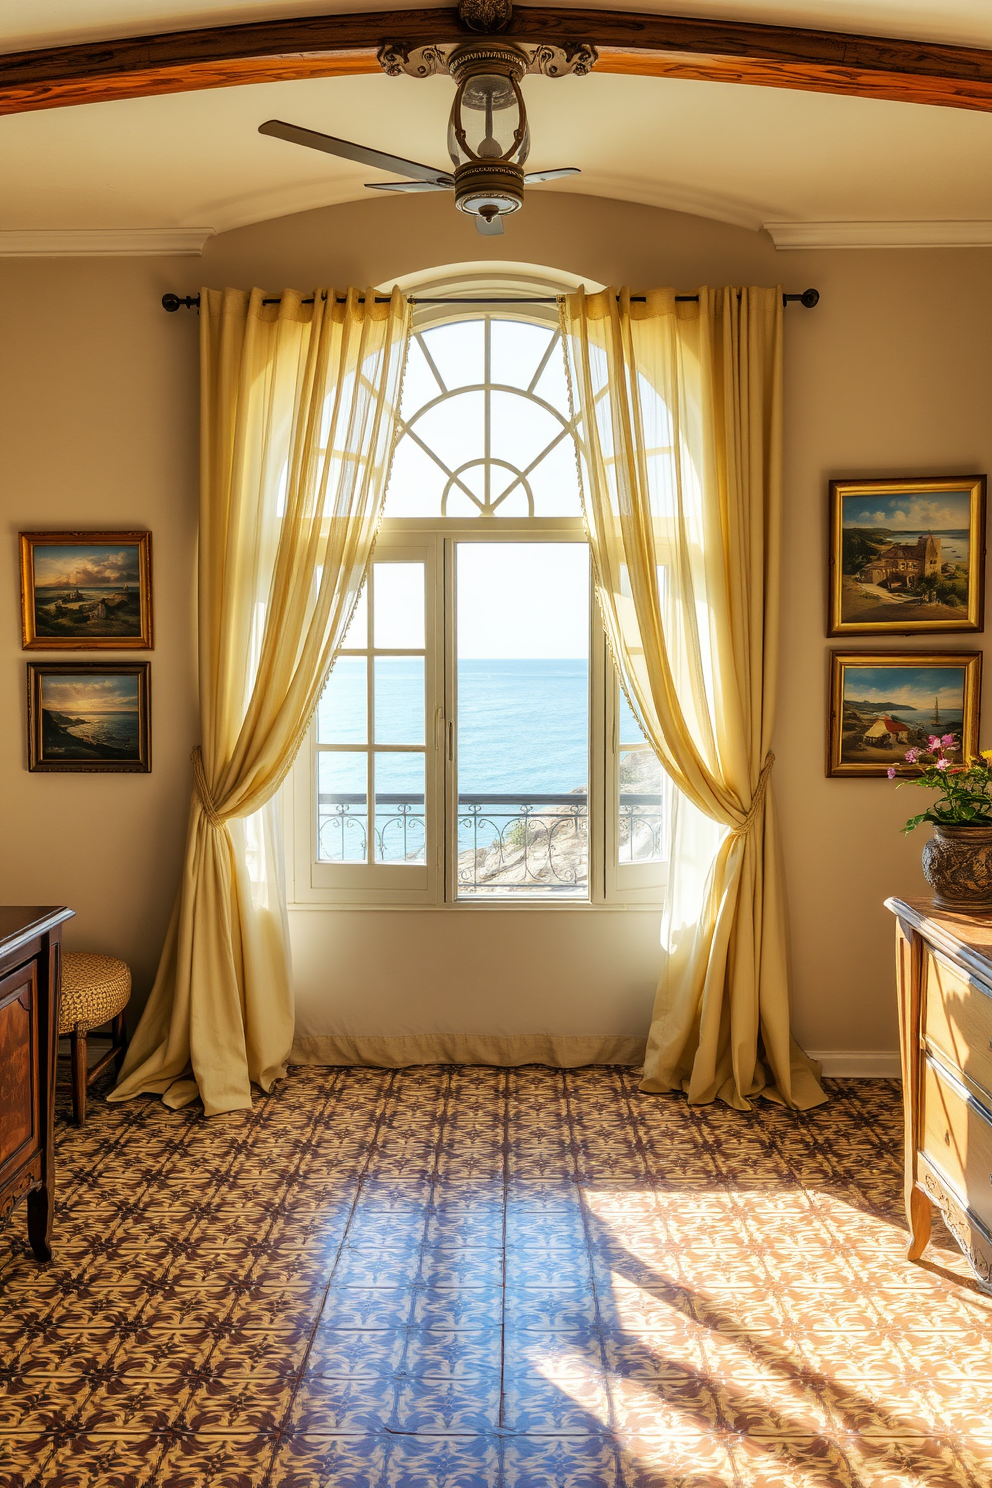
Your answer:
[20,532,152,648]
[28,664,150,773]
[828,478,985,635]
[827,651,981,777]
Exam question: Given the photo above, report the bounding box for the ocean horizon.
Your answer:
[321,656,652,795]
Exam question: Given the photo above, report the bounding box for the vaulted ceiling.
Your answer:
[2,2,991,242]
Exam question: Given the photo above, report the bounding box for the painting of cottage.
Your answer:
[828,478,985,635]
[827,651,981,777]
[20,531,152,649]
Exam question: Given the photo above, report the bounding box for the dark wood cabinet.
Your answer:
[0,907,73,1261]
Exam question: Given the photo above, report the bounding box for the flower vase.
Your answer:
[921,823,992,912]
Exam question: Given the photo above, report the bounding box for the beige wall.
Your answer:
[2,191,990,1059]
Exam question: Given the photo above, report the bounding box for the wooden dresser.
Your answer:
[887,896,992,1290]
[0,906,73,1261]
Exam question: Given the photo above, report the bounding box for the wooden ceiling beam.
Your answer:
[3,5,992,115]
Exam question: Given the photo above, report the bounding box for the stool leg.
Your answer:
[111,1011,128,1076]
[70,1028,87,1126]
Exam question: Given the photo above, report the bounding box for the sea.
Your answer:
[319,657,647,793]
[865,529,970,564]
[36,585,131,601]
[62,711,140,751]
[877,707,964,731]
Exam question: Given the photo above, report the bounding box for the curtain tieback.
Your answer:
[733,751,775,836]
[190,746,227,829]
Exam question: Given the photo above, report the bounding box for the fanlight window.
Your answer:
[384,316,581,518]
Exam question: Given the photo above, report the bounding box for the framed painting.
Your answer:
[20,531,152,649]
[827,651,981,778]
[27,662,151,773]
[828,477,986,636]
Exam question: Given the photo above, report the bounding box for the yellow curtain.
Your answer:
[109,286,411,1116]
[561,286,825,1110]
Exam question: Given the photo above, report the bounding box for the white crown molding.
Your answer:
[807,1050,901,1078]
[0,228,215,257]
[765,220,992,250]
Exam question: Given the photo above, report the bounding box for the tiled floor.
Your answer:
[1,1067,991,1487]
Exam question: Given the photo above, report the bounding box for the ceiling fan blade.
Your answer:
[523,167,581,184]
[365,180,452,193]
[475,214,504,237]
[258,120,453,187]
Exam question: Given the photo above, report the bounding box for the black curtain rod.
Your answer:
[162,289,820,312]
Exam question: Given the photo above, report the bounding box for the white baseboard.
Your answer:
[807,1050,901,1078]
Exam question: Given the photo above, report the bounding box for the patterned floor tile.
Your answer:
[2,1072,992,1487]
[269,1433,389,1488]
[382,1432,500,1488]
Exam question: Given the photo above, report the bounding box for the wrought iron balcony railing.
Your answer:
[318,791,665,889]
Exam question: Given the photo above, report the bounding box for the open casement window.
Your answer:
[292,305,668,907]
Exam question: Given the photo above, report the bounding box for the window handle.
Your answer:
[448,721,454,761]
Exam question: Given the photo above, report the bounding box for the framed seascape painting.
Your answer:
[27,663,151,773]
[20,531,152,649]
[827,651,981,778]
[828,476,986,636]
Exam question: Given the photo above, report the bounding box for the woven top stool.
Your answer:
[58,953,130,1125]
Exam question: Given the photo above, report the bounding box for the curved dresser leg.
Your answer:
[907,1184,932,1260]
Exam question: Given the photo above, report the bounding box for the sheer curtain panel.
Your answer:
[110,287,411,1116]
[561,286,825,1110]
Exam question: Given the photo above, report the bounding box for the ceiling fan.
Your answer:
[257,10,597,237]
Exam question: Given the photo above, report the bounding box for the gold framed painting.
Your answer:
[20,531,152,649]
[827,650,981,778]
[828,476,986,636]
[27,662,151,773]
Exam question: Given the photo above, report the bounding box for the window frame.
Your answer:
[289,299,667,911]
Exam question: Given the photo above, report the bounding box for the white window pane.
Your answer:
[374,752,426,864]
[619,748,665,864]
[490,320,554,392]
[374,656,425,744]
[491,484,531,518]
[317,750,367,862]
[525,436,582,517]
[400,336,444,418]
[616,684,665,865]
[411,390,485,478]
[373,563,425,650]
[318,656,367,744]
[532,342,570,415]
[344,587,368,648]
[445,486,484,518]
[419,321,485,393]
[617,685,644,747]
[385,435,448,518]
[490,389,563,475]
[456,543,589,897]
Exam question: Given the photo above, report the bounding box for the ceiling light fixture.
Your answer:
[258,0,597,236]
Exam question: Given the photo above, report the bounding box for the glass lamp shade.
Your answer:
[447,71,530,168]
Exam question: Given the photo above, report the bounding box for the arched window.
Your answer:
[292,272,666,908]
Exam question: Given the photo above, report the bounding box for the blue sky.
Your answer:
[842,492,971,531]
[843,666,966,712]
[34,543,140,589]
[42,673,139,714]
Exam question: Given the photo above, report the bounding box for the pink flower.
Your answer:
[904,748,920,763]
[936,758,951,771]
[928,736,942,750]
[887,766,897,779]
[942,733,955,747]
